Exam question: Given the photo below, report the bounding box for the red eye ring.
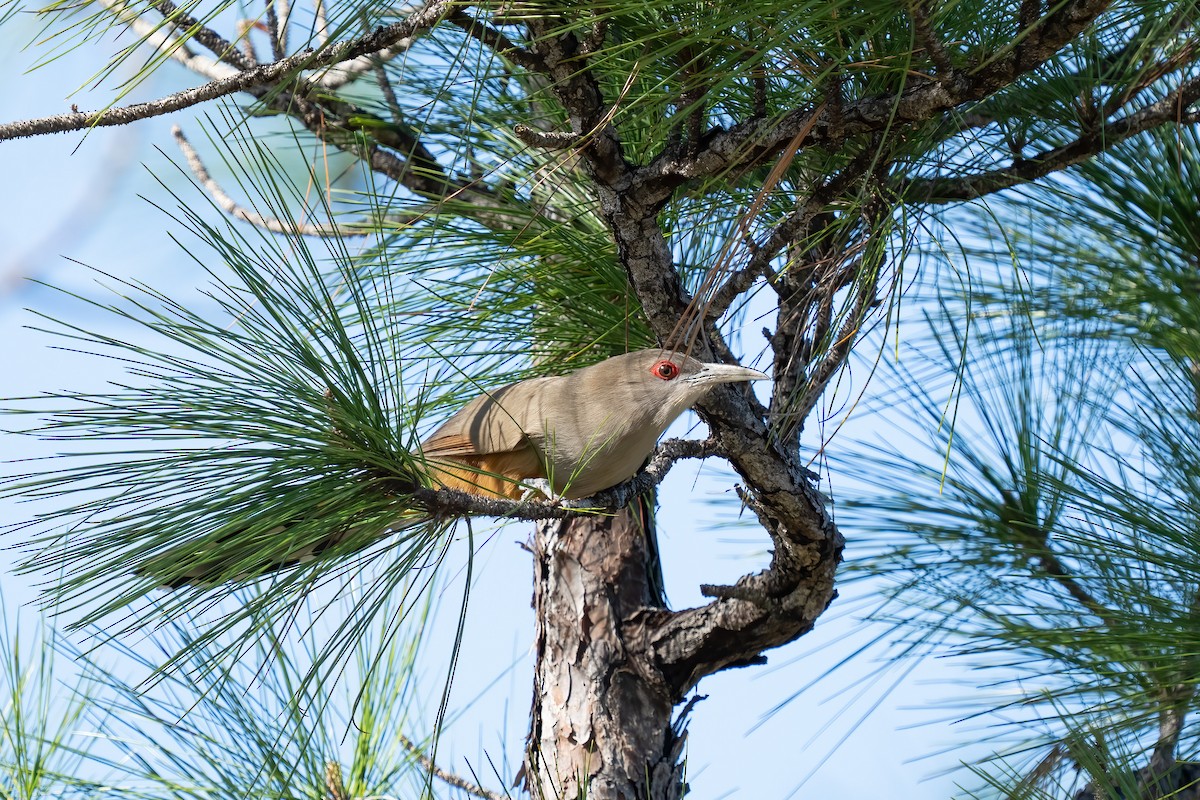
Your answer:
[651,360,680,381]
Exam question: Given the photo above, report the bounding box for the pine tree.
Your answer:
[2,0,1199,796]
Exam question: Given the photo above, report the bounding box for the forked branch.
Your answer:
[0,0,453,142]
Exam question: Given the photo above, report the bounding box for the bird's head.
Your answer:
[593,349,769,426]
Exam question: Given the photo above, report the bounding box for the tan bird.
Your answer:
[419,348,769,500]
[149,349,767,585]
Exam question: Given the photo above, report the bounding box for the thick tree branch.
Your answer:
[650,384,839,674]
[404,438,718,521]
[525,18,631,189]
[534,8,843,697]
[0,0,452,142]
[630,554,837,698]
[619,194,887,696]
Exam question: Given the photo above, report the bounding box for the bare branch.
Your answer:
[1000,489,1125,630]
[172,125,375,236]
[447,8,542,71]
[151,0,255,70]
[372,59,403,122]
[265,0,285,60]
[276,0,291,55]
[524,16,629,187]
[314,40,420,89]
[313,0,435,88]
[513,123,581,149]
[630,516,838,698]
[397,733,506,800]
[313,0,329,44]
[0,0,452,142]
[235,20,259,65]
[95,0,237,82]
[909,0,955,79]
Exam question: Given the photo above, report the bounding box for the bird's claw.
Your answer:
[521,478,563,504]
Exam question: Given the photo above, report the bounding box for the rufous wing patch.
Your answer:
[424,448,545,500]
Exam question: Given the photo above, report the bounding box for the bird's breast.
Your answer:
[531,409,666,499]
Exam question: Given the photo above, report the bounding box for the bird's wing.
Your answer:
[420,379,549,457]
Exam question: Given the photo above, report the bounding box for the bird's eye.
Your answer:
[651,360,680,381]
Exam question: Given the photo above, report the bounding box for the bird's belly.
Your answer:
[541,425,663,499]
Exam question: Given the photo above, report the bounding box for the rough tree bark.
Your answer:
[6,0,1200,795]
[526,501,686,800]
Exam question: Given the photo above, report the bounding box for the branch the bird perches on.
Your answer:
[145,349,767,585]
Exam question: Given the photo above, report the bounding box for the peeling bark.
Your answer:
[525,501,686,800]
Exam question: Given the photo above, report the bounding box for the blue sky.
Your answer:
[0,15,996,798]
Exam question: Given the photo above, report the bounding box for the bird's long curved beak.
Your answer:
[693,362,770,386]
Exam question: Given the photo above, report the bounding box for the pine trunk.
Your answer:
[524,499,685,800]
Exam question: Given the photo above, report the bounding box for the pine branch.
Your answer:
[900,75,1200,202]
[172,125,377,236]
[408,438,718,521]
[909,0,955,80]
[151,0,255,70]
[0,0,452,142]
[95,0,237,81]
[446,8,541,71]
[638,0,1119,198]
[397,733,506,800]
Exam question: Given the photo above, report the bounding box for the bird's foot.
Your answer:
[520,478,563,504]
